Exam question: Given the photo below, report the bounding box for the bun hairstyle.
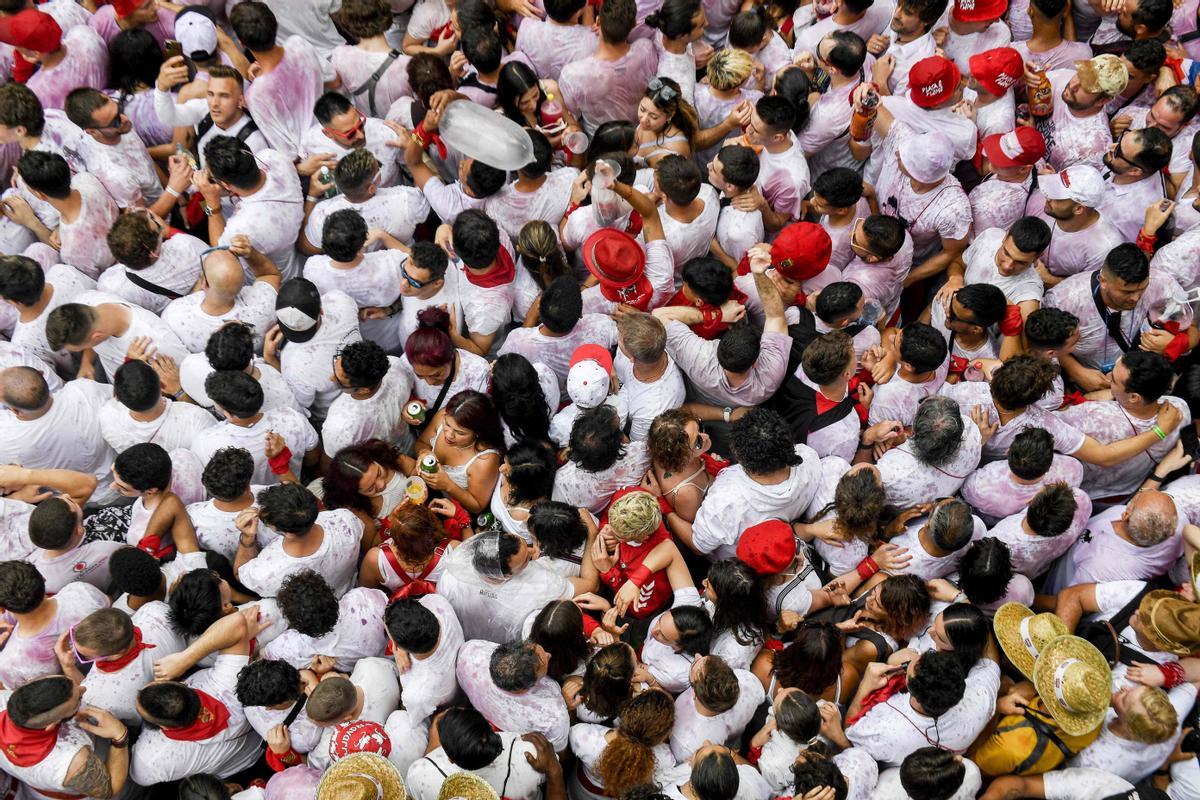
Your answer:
[595,690,675,796]
[405,306,455,367]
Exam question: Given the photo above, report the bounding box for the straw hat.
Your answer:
[993,603,1069,680]
[1137,589,1200,656]
[1032,635,1112,737]
[316,752,406,800]
[438,773,500,800]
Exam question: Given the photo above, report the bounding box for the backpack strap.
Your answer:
[351,50,402,117]
[123,269,183,300]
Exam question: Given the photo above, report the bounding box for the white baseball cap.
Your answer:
[566,359,610,409]
[1039,165,1107,209]
[175,7,217,60]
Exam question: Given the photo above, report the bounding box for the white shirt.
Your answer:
[878,414,983,508]
[669,669,766,762]
[162,282,279,355]
[961,454,1085,524]
[244,36,329,160]
[613,350,687,441]
[56,173,118,279]
[0,582,108,691]
[963,227,1045,305]
[756,135,811,219]
[237,509,364,598]
[179,356,300,416]
[73,290,190,381]
[323,356,415,457]
[28,538,125,595]
[299,118,405,188]
[405,733,545,800]
[499,315,618,394]
[191,406,318,485]
[552,440,652,515]
[455,640,570,751]
[847,660,1000,767]
[81,602,187,726]
[129,654,262,783]
[0,380,118,504]
[304,187,431,255]
[888,515,986,579]
[278,290,363,420]
[98,397,216,454]
[262,587,389,673]
[217,149,306,280]
[979,488,1093,577]
[436,550,573,643]
[9,264,96,373]
[96,232,208,314]
[691,444,822,560]
[186,487,276,563]
[72,127,162,210]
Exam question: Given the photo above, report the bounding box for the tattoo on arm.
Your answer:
[64,750,114,800]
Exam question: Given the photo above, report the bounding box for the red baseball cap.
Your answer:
[329,721,392,761]
[909,56,961,109]
[770,222,832,283]
[970,47,1024,96]
[952,0,1008,22]
[569,343,614,375]
[0,10,61,53]
[981,128,1047,168]
[736,519,797,576]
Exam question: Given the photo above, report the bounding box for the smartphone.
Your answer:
[164,39,183,61]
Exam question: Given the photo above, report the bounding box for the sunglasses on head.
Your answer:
[647,78,679,105]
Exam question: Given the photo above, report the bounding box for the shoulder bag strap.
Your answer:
[351,50,402,117]
[123,269,184,300]
[419,356,459,435]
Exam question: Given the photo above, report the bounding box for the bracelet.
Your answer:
[171,388,185,400]
[165,186,181,198]
[855,556,880,581]
[1146,474,1165,484]
[239,536,257,549]
[1152,425,1167,440]
[1158,660,1186,689]
[109,731,129,749]
[306,195,323,202]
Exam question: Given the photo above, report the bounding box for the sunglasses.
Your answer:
[90,95,128,132]
[69,624,97,665]
[324,111,367,142]
[402,264,434,289]
[646,78,679,105]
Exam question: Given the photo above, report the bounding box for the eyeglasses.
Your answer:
[324,111,367,142]
[848,218,879,259]
[69,624,97,665]
[646,78,679,105]
[1107,130,1147,173]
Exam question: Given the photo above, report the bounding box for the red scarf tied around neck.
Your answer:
[0,712,58,767]
[161,690,231,742]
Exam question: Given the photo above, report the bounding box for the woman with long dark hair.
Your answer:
[753,621,856,707]
[490,353,555,447]
[513,221,573,321]
[703,558,771,670]
[572,690,678,800]
[527,598,593,680]
[645,0,706,103]
[495,61,582,149]
[416,390,506,513]
[489,440,559,541]
[321,440,416,544]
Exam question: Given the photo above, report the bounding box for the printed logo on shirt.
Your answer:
[72,561,88,574]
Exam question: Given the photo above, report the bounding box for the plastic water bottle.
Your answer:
[318,166,338,199]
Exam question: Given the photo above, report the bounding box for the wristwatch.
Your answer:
[722,407,732,423]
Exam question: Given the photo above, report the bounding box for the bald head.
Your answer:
[1125,491,1178,547]
[1,366,49,412]
[202,250,248,298]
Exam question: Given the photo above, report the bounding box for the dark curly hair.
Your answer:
[730,408,802,475]
[277,570,339,637]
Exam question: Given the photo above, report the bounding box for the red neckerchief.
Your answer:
[93,627,156,674]
[383,542,447,601]
[463,246,515,289]
[846,672,908,727]
[136,534,175,561]
[428,21,454,42]
[0,712,58,767]
[600,277,654,312]
[162,690,231,741]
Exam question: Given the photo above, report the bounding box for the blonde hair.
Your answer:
[707,49,755,91]
[1126,687,1178,744]
[608,491,662,542]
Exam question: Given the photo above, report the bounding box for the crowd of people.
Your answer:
[0,0,1199,798]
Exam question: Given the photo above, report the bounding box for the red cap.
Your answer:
[112,0,147,19]
[582,228,645,290]
[908,56,961,109]
[981,128,1046,168]
[969,47,1023,96]
[736,520,797,576]
[329,721,392,761]
[0,10,61,53]
[569,343,614,375]
[770,222,831,283]
[952,0,1008,22]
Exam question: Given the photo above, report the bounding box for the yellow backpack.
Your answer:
[971,698,1100,777]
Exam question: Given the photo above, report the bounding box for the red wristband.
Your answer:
[1136,228,1158,254]
[1158,660,1186,689]
[267,446,293,475]
[747,744,763,765]
[1164,331,1191,362]
[855,556,879,581]
[265,745,302,771]
[657,495,674,517]
[627,564,653,588]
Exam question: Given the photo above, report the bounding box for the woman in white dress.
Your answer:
[359,501,463,598]
[569,689,682,800]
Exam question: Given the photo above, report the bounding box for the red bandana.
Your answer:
[846,672,908,727]
[463,245,516,289]
[135,533,175,561]
[93,627,156,674]
[162,690,231,742]
[0,712,58,767]
[599,277,655,312]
